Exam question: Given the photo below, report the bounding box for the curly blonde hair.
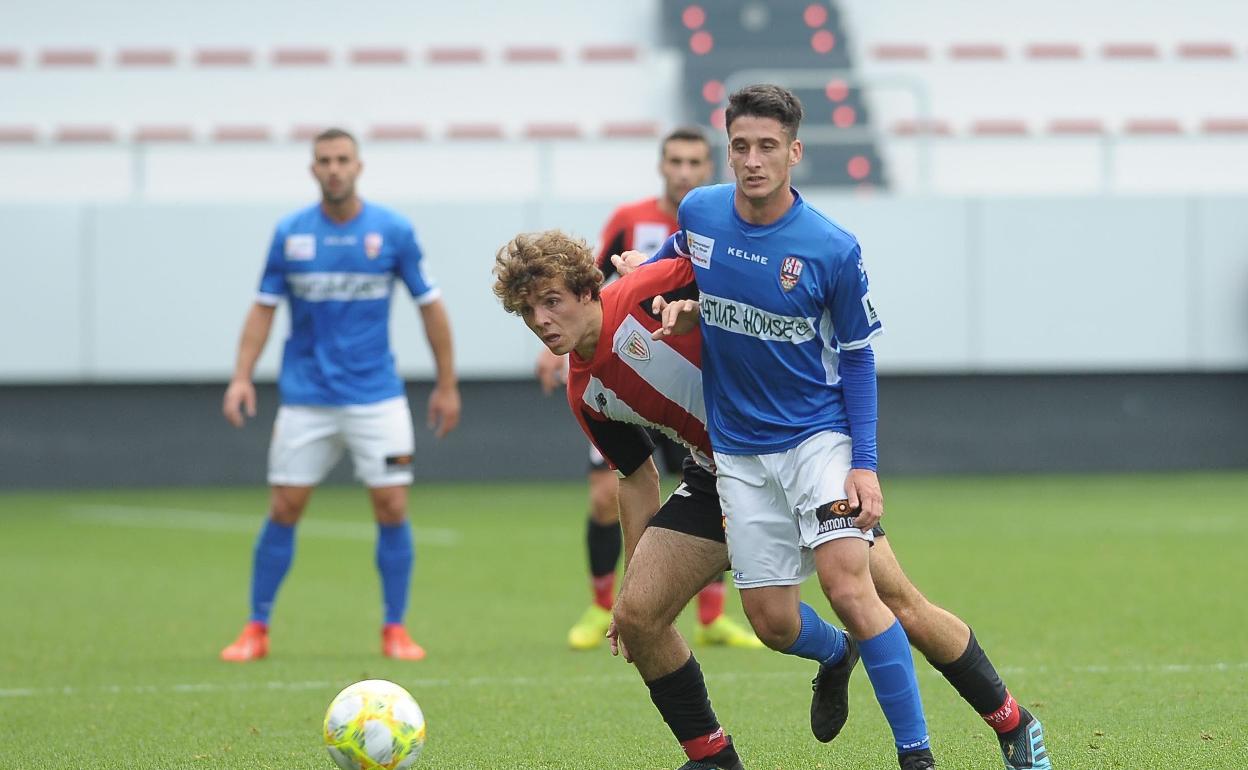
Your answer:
[492,230,603,315]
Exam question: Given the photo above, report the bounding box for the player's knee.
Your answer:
[372,501,407,525]
[368,486,409,525]
[269,491,308,523]
[742,603,799,651]
[612,591,661,642]
[588,503,618,526]
[877,584,928,632]
[587,473,619,524]
[819,573,877,623]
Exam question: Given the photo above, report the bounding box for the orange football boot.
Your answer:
[220,621,269,662]
[382,624,427,660]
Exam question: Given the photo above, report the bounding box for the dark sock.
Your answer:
[930,629,1021,733]
[586,517,621,577]
[645,655,729,761]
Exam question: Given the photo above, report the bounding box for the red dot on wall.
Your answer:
[690,30,714,55]
[824,79,849,102]
[847,155,871,180]
[702,80,725,103]
[833,105,857,127]
[803,3,829,28]
[682,5,706,29]
[811,30,836,54]
[710,107,726,130]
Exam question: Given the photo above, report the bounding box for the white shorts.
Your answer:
[714,430,874,589]
[268,396,416,488]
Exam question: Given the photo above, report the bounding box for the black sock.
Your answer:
[646,655,728,760]
[586,518,621,577]
[930,629,1011,716]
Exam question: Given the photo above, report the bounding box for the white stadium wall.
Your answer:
[3,0,1247,383]
[2,194,1247,383]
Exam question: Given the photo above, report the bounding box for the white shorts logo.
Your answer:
[686,230,715,269]
[285,234,316,261]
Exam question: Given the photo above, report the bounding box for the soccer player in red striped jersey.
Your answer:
[541,127,760,653]
[498,231,745,770]
[495,231,1051,770]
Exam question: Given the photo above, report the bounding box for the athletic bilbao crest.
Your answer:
[780,256,804,291]
[622,330,651,362]
[364,232,383,259]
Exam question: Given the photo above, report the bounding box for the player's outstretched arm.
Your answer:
[650,296,701,340]
[418,298,461,438]
[608,249,650,278]
[223,302,276,428]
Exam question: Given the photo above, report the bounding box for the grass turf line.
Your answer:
[0,473,1245,769]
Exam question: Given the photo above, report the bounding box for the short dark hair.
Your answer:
[313,127,358,147]
[661,125,710,158]
[725,84,804,139]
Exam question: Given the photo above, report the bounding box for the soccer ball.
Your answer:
[323,679,426,769]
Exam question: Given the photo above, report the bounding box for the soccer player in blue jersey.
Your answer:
[219,128,460,662]
[645,85,937,768]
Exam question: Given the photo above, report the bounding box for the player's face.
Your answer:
[727,116,801,203]
[311,137,362,204]
[659,139,713,207]
[520,279,597,356]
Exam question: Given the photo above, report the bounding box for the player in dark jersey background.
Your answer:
[537,127,761,652]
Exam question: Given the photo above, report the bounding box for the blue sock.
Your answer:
[783,602,848,666]
[249,518,295,624]
[376,520,414,626]
[859,619,930,753]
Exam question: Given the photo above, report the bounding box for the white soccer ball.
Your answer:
[323,679,426,769]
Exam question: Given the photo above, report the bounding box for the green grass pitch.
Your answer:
[1,473,1246,769]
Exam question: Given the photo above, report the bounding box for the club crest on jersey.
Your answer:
[364,232,383,259]
[621,330,651,362]
[780,257,804,291]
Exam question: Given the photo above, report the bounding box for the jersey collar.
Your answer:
[729,186,805,236]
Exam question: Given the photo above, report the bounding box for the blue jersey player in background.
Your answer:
[649,85,937,769]
[219,128,460,663]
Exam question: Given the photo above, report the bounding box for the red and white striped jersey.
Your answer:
[566,259,711,476]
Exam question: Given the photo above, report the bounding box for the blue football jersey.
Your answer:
[673,184,882,455]
[256,202,440,406]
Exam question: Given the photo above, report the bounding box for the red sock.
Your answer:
[696,581,725,626]
[592,573,615,610]
[680,726,728,761]
[982,691,1022,734]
